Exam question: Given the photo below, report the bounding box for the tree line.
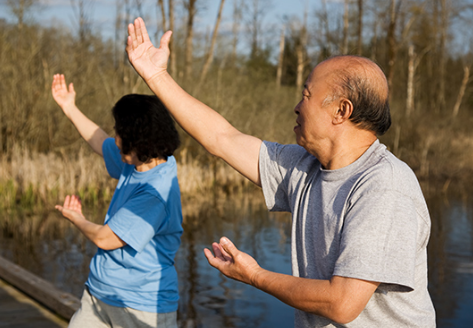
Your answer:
[0,0,472,204]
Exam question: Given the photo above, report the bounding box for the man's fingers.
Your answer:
[220,237,237,258]
[138,17,151,43]
[135,17,143,44]
[204,248,217,266]
[128,23,138,50]
[212,243,225,260]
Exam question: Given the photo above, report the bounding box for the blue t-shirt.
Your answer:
[86,138,183,313]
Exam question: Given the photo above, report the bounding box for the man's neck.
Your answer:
[311,131,377,170]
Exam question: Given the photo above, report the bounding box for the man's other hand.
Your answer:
[204,237,264,286]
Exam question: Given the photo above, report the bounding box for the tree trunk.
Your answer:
[296,12,308,99]
[199,0,226,83]
[437,0,447,111]
[169,0,177,78]
[386,0,398,97]
[276,25,285,88]
[370,19,378,61]
[406,44,415,117]
[114,0,123,68]
[250,0,260,58]
[231,0,242,62]
[356,0,363,56]
[452,66,470,119]
[157,0,167,35]
[342,0,349,54]
[185,0,197,79]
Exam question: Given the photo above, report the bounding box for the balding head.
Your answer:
[317,55,391,136]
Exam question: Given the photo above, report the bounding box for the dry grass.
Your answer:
[0,145,255,210]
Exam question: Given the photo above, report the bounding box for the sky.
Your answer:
[0,0,314,45]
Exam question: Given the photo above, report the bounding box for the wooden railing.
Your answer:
[0,255,80,320]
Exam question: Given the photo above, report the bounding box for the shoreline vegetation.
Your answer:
[1,0,473,211]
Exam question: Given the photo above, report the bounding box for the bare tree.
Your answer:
[157,0,167,36]
[452,65,470,119]
[169,0,176,77]
[247,0,271,59]
[386,0,400,95]
[437,0,448,111]
[276,25,285,88]
[356,0,363,55]
[6,0,37,31]
[231,0,242,62]
[70,0,95,44]
[342,0,350,54]
[199,0,226,84]
[184,0,197,79]
[320,0,332,54]
[296,7,308,99]
[406,43,430,117]
[114,0,124,68]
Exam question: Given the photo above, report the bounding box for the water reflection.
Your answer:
[0,192,294,327]
[427,191,473,327]
[1,189,472,327]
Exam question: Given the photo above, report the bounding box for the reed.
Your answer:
[0,144,257,210]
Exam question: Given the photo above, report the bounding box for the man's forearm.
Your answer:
[145,72,262,185]
[251,269,378,324]
[62,104,109,156]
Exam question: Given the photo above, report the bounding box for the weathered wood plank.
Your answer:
[0,255,80,320]
[0,279,67,327]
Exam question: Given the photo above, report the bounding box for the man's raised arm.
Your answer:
[126,17,262,186]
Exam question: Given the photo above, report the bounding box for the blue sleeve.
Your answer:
[107,192,167,253]
[102,138,125,179]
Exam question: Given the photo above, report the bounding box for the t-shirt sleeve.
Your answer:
[107,192,167,253]
[333,189,418,291]
[102,137,125,179]
[259,141,307,212]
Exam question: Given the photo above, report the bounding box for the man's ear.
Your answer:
[333,98,353,125]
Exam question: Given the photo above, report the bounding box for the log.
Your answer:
[0,255,80,320]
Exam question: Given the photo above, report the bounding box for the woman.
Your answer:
[52,74,182,328]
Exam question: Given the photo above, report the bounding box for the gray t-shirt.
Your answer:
[259,140,436,328]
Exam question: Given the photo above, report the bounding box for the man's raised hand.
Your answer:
[126,17,172,83]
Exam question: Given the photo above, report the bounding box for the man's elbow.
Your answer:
[328,301,363,325]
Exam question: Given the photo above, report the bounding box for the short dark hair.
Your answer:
[326,56,391,136]
[112,94,180,162]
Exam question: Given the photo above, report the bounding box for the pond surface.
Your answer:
[0,188,472,327]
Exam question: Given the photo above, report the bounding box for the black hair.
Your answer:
[112,94,180,162]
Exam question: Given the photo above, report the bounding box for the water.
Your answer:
[0,189,472,327]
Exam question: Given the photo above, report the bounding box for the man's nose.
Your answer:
[294,102,301,115]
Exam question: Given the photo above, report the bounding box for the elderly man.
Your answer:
[126,18,436,327]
